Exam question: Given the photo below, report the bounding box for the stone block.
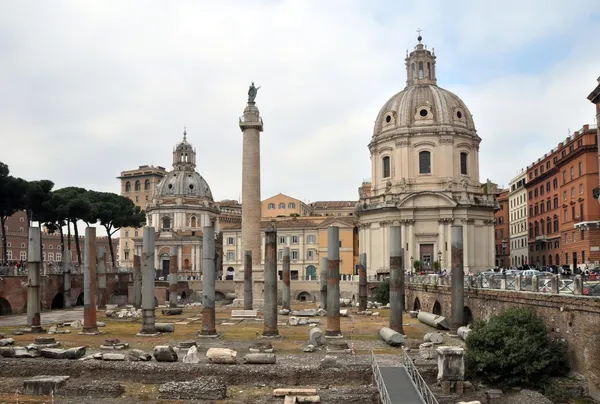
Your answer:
[102,353,126,361]
[153,345,178,362]
[23,376,70,395]
[437,346,465,381]
[128,349,152,361]
[231,309,258,318]
[244,353,276,364]
[183,346,200,364]
[273,388,318,397]
[155,323,175,333]
[206,347,237,364]
[162,308,183,316]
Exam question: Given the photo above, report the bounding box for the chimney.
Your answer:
[583,124,590,132]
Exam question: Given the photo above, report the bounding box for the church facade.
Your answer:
[139,130,221,278]
[356,35,496,275]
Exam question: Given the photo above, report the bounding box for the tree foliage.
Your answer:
[92,191,145,266]
[373,278,390,305]
[0,163,29,263]
[465,308,569,388]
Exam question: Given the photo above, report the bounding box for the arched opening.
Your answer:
[215,291,226,301]
[463,306,473,326]
[382,156,391,178]
[226,267,234,280]
[162,216,171,230]
[0,297,12,316]
[297,292,312,302]
[75,292,84,306]
[432,301,442,315]
[413,297,421,311]
[144,179,150,190]
[190,216,197,227]
[134,180,140,191]
[125,181,131,192]
[51,293,64,310]
[184,258,190,270]
[180,291,187,300]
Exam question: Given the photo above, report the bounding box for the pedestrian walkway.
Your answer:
[379,366,425,403]
[0,308,83,327]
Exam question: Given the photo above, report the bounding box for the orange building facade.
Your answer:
[526,124,599,269]
[558,125,600,268]
[526,146,562,267]
[494,190,510,267]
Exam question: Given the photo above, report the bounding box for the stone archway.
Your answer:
[296,291,312,302]
[51,293,64,310]
[413,297,421,311]
[0,297,12,316]
[463,306,473,326]
[432,301,442,315]
[215,291,226,301]
[75,292,84,306]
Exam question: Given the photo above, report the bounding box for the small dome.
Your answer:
[154,171,214,201]
[373,84,476,138]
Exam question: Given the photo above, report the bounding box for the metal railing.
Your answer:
[402,349,439,404]
[370,351,392,404]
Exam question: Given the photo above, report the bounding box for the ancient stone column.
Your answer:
[26,227,43,332]
[83,227,98,334]
[263,226,279,337]
[326,226,342,337]
[201,224,217,336]
[97,246,107,309]
[239,100,264,280]
[169,247,178,307]
[282,246,291,311]
[389,226,404,334]
[63,248,73,309]
[133,253,142,309]
[451,225,465,332]
[358,253,368,312]
[140,227,156,335]
[319,256,328,310]
[244,250,253,310]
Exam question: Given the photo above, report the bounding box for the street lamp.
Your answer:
[501,239,507,269]
[437,250,442,270]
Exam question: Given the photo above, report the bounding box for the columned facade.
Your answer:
[356,35,496,276]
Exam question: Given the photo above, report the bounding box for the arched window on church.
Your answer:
[125,181,131,192]
[382,156,390,178]
[144,179,150,190]
[418,151,431,174]
[418,61,424,79]
[411,63,416,79]
[134,180,140,191]
[460,152,468,175]
[427,62,431,79]
[162,217,171,230]
[190,216,197,228]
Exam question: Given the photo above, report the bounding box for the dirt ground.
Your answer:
[0,302,438,403]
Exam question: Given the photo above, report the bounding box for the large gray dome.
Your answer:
[373,84,476,138]
[154,170,213,200]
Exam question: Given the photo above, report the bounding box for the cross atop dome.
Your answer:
[416,28,423,43]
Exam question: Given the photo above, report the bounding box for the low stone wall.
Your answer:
[0,358,372,387]
[406,283,600,400]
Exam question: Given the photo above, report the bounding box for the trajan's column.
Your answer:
[239,82,264,282]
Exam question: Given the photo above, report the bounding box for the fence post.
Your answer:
[574,275,583,295]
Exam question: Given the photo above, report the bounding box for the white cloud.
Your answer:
[0,0,598,232]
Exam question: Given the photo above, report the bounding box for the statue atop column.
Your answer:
[248,82,261,103]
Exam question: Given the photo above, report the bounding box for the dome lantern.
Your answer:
[172,127,197,171]
[405,32,437,87]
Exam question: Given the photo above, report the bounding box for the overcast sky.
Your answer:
[1,0,599,207]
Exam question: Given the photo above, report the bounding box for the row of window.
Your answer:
[125,179,151,192]
[509,194,526,209]
[267,202,297,209]
[381,151,468,178]
[528,137,592,181]
[226,234,317,246]
[510,222,526,236]
[510,236,528,250]
[3,251,63,261]
[510,207,526,222]
[5,242,62,249]
[529,205,584,238]
[225,248,318,262]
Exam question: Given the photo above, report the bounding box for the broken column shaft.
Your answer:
[319,256,327,310]
[358,253,368,312]
[83,227,98,334]
[244,250,253,310]
[326,226,342,337]
[133,252,142,309]
[26,227,43,332]
[263,226,279,337]
[140,226,156,334]
[389,225,404,334]
[201,224,217,335]
[63,248,73,309]
[97,246,107,309]
[451,225,465,332]
[169,247,178,307]
[282,246,291,311]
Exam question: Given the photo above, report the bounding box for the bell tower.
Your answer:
[405,30,437,87]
